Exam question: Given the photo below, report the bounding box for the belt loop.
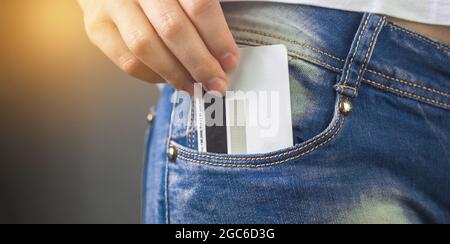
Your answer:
[336,13,386,98]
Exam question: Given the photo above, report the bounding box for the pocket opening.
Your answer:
[171,94,347,167]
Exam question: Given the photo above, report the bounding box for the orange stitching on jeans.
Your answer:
[336,84,357,91]
[236,39,342,73]
[176,117,345,168]
[363,78,450,110]
[176,113,343,162]
[367,69,450,98]
[354,17,385,96]
[230,26,346,62]
[343,14,372,86]
[387,23,450,53]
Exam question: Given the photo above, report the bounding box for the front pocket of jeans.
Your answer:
[171,57,346,167]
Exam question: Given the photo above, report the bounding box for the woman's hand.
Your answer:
[78,0,239,94]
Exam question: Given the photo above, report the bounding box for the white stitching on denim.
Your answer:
[230,26,346,62]
[387,23,450,53]
[176,117,345,168]
[343,14,372,87]
[176,113,343,162]
[236,39,342,73]
[363,78,450,110]
[354,17,385,96]
[367,69,450,98]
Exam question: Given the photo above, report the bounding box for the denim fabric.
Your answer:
[143,2,450,224]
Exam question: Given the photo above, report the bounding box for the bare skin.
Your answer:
[77,0,239,95]
[388,17,450,44]
[77,1,449,96]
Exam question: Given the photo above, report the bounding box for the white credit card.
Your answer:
[197,45,293,154]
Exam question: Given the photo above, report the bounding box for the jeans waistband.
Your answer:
[224,3,450,110]
[335,13,386,98]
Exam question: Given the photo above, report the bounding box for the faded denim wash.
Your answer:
[143,2,450,224]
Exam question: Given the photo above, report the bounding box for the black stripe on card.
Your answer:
[204,93,228,154]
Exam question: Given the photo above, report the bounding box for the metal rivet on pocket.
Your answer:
[339,99,353,116]
[146,111,155,124]
[168,146,178,161]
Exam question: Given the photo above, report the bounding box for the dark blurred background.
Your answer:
[0,0,159,223]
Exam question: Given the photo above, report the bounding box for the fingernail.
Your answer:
[204,77,227,94]
[183,83,194,96]
[220,53,238,72]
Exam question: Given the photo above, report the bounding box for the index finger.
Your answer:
[179,0,239,72]
[139,0,229,93]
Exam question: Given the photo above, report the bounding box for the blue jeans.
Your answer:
[143,2,450,224]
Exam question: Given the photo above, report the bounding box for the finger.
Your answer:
[179,0,239,72]
[139,0,228,93]
[109,1,195,94]
[86,20,163,83]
